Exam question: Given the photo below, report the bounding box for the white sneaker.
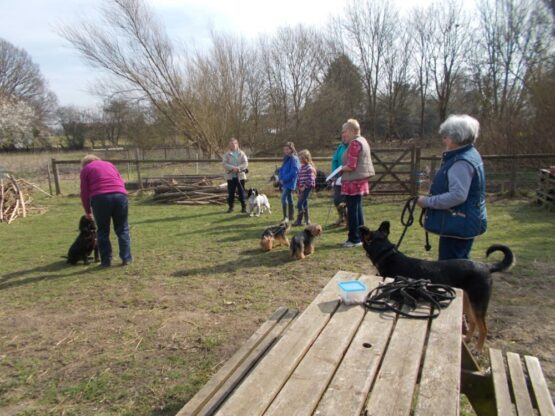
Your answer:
[343,241,362,248]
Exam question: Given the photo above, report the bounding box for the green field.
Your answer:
[1,189,554,415]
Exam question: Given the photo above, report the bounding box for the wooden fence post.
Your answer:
[52,158,61,195]
[47,162,53,196]
[135,148,143,189]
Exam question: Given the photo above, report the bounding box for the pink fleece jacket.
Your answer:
[80,160,127,214]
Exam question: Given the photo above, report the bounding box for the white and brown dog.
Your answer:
[246,188,271,217]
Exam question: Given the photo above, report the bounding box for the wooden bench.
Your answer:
[490,348,554,416]
[177,306,298,416]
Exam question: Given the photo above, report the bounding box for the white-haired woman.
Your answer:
[417,114,487,260]
[340,119,375,247]
[80,155,132,267]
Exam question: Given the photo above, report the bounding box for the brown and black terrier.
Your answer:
[67,216,99,265]
[290,224,323,260]
[261,222,291,252]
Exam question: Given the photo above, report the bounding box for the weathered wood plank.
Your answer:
[489,348,515,416]
[314,278,396,416]
[177,307,291,416]
[195,308,298,416]
[265,274,381,416]
[214,270,359,416]
[507,352,534,416]
[524,355,555,416]
[364,304,430,416]
[414,289,463,416]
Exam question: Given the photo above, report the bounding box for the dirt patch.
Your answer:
[487,264,555,390]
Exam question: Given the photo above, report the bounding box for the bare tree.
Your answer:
[474,0,553,121]
[188,33,251,151]
[380,17,413,139]
[260,25,326,139]
[59,0,219,154]
[409,6,434,138]
[342,0,397,138]
[427,0,471,122]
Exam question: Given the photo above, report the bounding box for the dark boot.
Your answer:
[333,203,347,226]
[282,205,288,222]
[288,204,294,222]
[292,210,303,226]
[227,205,234,213]
[240,203,246,213]
[304,209,311,225]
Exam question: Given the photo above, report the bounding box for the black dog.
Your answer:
[67,216,99,265]
[359,221,514,351]
[290,224,323,260]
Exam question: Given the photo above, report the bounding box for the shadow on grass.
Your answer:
[0,260,109,290]
[172,249,294,277]
[133,211,222,225]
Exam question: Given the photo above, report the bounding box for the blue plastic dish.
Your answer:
[338,280,368,292]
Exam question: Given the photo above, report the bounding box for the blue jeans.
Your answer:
[91,193,132,265]
[281,188,294,206]
[346,195,364,243]
[438,237,474,260]
[297,188,311,211]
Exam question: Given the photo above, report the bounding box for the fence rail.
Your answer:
[50,149,555,197]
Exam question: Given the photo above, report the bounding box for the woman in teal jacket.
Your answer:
[278,142,300,222]
[331,135,349,225]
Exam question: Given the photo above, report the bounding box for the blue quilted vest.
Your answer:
[424,144,487,239]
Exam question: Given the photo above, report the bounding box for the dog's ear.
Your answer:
[359,225,372,242]
[254,189,259,196]
[378,221,390,236]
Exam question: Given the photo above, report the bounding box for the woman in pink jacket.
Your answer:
[80,155,132,267]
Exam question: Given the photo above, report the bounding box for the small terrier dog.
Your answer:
[290,224,323,260]
[261,222,291,252]
[67,215,99,265]
[247,188,271,217]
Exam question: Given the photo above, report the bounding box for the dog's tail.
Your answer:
[486,244,515,273]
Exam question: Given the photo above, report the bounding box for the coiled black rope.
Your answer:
[364,276,456,319]
[397,197,431,251]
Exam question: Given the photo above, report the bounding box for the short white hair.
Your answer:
[439,114,480,146]
[342,118,361,134]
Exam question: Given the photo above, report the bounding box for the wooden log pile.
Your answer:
[151,175,228,205]
[0,174,45,224]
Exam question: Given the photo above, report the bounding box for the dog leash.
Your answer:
[365,276,456,319]
[397,197,431,252]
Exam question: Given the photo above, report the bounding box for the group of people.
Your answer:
[79,113,488,265]
[222,118,376,248]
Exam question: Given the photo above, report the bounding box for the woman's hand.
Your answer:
[416,196,426,208]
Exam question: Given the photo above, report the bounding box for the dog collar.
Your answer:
[372,244,398,269]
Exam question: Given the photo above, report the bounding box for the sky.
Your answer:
[0,0,432,108]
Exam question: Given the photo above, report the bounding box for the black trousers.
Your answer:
[227,178,246,208]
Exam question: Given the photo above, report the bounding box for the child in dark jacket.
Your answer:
[293,149,316,226]
[278,142,300,222]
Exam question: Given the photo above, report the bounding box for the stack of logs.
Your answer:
[151,175,228,205]
[0,174,33,224]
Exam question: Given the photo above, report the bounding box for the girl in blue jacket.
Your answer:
[278,142,300,222]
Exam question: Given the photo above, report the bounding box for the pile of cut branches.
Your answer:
[0,174,48,224]
[151,175,228,205]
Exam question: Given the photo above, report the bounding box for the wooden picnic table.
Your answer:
[208,270,464,416]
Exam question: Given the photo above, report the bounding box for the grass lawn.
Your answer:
[1,191,554,415]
